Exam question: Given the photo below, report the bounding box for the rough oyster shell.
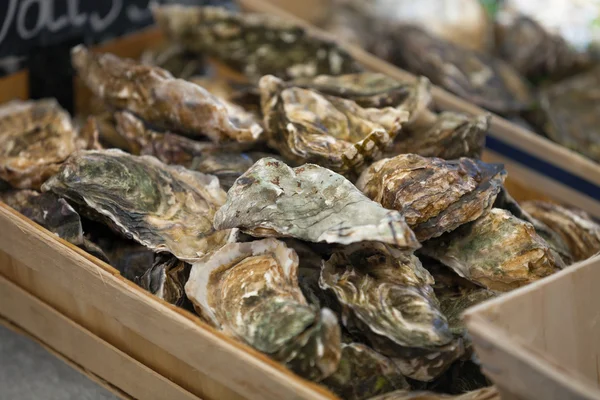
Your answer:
[259,75,409,175]
[322,342,410,400]
[536,66,600,163]
[140,42,206,79]
[381,25,532,115]
[0,99,79,189]
[422,208,564,292]
[521,201,600,262]
[71,45,262,143]
[389,112,489,160]
[0,190,107,261]
[320,242,463,381]
[153,5,363,81]
[42,149,233,261]
[369,386,499,400]
[139,253,191,306]
[356,154,506,241]
[214,158,420,249]
[185,238,341,381]
[102,241,155,283]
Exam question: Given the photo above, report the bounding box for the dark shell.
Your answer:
[536,66,600,163]
[139,253,191,307]
[214,158,420,249]
[422,208,564,292]
[103,241,155,283]
[71,45,262,143]
[42,149,234,261]
[356,154,506,241]
[140,43,207,79]
[521,201,600,262]
[0,99,79,190]
[0,190,108,262]
[381,25,532,115]
[153,5,363,81]
[259,75,408,176]
[322,342,410,400]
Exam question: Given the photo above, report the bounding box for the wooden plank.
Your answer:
[0,70,28,103]
[0,203,336,400]
[0,274,198,400]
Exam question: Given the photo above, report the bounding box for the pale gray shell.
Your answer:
[42,149,234,261]
[214,158,420,249]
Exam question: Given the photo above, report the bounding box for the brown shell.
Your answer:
[139,253,191,306]
[356,154,506,241]
[259,75,409,176]
[140,42,206,79]
[422,208,564,292]
[71,45,262,143]
[521,201,600,262]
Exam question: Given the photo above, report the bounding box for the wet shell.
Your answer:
[536,66,600,163]
[139,253,191,307]
[259,75,409,175]
[320,242,463,381]
[71,45,262,143]
[42,149,234,261]
[214,158,420,249]
[185,238,341,381]
[356,154,506,241]
[322,342,410,400]
[422,208,564,292]
[369,386,499,400]
[382,25,532,115]
[389,112,489,160]
[521,201,600,262]
[0,99,79,189]
[0,189,107,261]
[153,5,363,81]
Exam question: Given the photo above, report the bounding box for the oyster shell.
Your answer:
[438,289,495,338]
[71,45,262,143]
[140,42,206,79]
[381,25,532,115]
[521,201,600,262]
[319,242,463,381]
[78,117,103,151]
[185,238,341,381]
[103,241,155,283]
[0,189,107,261]
[369,386,499,400]
[139,253,191,306]
[422,208,564,292]
[322,342,410,400]
[42,149,233,261]
[259,75,409,175]
[0,99,79,189]
[536,66,600,163]
[214,158,420,249]
[388,112,489,160]
[356,154,506,241]
[153,5,363,81]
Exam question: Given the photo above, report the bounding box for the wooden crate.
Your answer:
[464,255,600,400]
[248,0,600,217]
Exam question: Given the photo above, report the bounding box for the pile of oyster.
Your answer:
[1,5,599,400]
[315,0,600,164]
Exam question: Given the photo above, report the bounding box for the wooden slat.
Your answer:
[0,203,336,400]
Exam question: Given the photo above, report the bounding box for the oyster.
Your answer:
[521,201,600,262]
[0,189,107,261]
[139,253,191,306]
[140,42,206,79]
[153,5,363,81]
[259,75,409,175]
[190,151,279,190]
[214,158,420,249]
[78,117,103,151]
[369,386,499,400]
[319,242,463,381]
[322,342,410,400]
[0,99,80,189]
[185,238,341,381]
[42,149,233,261]
[71,45,262,143]
[103,241,155,283]
[422,208,564,292]
[381,25,532,115]
[356,154,506,241]
[388,112,489,160]
[536,66,600,163]
[438,289,495,338]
